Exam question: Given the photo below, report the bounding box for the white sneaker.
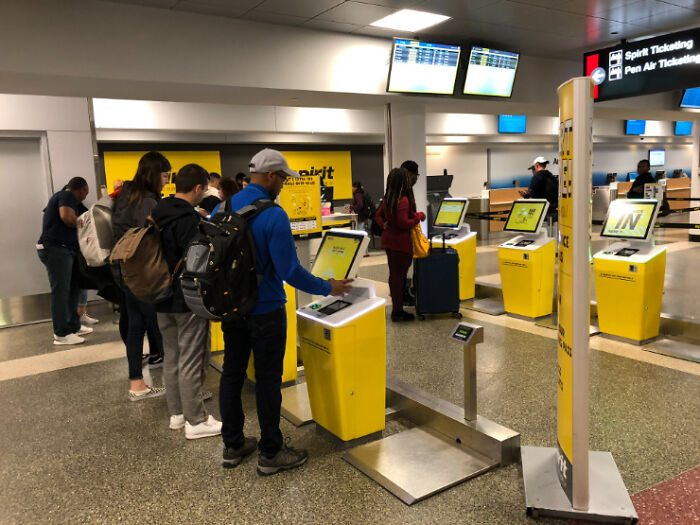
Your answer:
[169,414,185,430]
[54,333,85,345]
[75,325,93,336]
[185,415,222,440]
[80,313,99,325]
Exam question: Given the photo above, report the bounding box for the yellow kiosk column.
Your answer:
[445,231,477,301]
[593,199,665,343]
[498,200,555,319]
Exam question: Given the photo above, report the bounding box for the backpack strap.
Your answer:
[235,198,280,282]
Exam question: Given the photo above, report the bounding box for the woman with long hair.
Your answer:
[374,167,425,322]
[217,177,240,212]
[112,151,170,401]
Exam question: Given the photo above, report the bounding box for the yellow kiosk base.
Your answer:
[446,232,477,301]
[210,283,298,384]
[298,301,386,441]
[594,247,666,343]
[498,238,555,319]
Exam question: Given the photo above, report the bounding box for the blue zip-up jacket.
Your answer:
[212,183,332,315]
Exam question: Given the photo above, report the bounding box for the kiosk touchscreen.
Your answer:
[594,199,666,342]
[498,200,555,318]
[432,198,478,301]
[297,229,386,441]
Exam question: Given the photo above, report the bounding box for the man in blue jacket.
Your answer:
[216,149,352,474]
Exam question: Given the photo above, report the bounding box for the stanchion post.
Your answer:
[451,323,484,421]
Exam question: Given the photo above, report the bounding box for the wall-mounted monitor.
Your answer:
[387,39,461,95]
[680,87,700,108]
[503,199,549,234]
[675,121,693,136]
[648,149,665,167]
[498,115,527,134]
[463,46,519,97]
[625,120,646,135]
[600,199,658,242]
[433,198,468,229]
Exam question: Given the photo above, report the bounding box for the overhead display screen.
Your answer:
[680,87,700,108]
[649,149,665,167]
[434,198,467,228]
[584,27,700,102]
[311,232,362,280]
[388,39,461,95]
[463,46,519,97]
[626,120,646,135]
[498,115,527,133]
[504,200,548,233]
[601,200,658,240]
[675,120,693,135]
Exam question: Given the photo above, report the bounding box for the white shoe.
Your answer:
[169,414,185,430]
[185,415,222,440]
[75,325,93,336]
[54,333,85,345]
[80,313,99,325]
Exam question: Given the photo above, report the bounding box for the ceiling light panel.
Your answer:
[370,9,450,32]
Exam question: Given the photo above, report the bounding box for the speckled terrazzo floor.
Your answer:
[0,302,698,524]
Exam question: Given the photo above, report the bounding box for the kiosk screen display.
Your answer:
[311,232,363,280]
[388,39,461,95]
[319,300,352,316]
[463,46,519,97]
[504,201,547,233]
[601,200,658,240]
[649,149,665,167]
[434,199,467,228]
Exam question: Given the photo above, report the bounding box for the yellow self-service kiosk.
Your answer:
[498,200,555,319]
[594,199,666,343]
[432,198,477,301]
[297,229,386,441]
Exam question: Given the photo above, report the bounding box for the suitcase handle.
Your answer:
[428,233,447,253]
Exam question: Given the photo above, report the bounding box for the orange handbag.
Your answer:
[410,223,430,258]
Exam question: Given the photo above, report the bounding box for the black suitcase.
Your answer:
[414,235,462,320]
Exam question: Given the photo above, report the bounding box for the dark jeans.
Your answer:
[38,246,81,337]
[220,308,286,457]
[117,289,163,359]
[121,285,163,380]
[386,249,413,312]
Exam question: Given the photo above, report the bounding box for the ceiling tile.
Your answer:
[255,0,344,18]
[103,0,180,7]
[317,1,395,24]
[241,11,310,25]
[173,1,257,17]
[505,0,639,16]
[354,0,423,7]
[413,0,501,18]
[594,0,685,22]
[351,25,412,37]
[303,19,364,32]
[662,0,700,9]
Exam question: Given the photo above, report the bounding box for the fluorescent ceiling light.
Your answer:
[370,9,450,32]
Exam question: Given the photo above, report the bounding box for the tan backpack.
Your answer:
[109,217,174,303]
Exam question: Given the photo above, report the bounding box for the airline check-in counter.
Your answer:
[593,199,666,344]
[498,200,555,319]
[297,229,386,441]
[431,198,477,301]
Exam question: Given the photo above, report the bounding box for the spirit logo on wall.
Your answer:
[584,27,700,101]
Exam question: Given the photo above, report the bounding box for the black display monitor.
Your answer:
[387,39,461,95]
[463,46,519,97]
[503,200,549,234]
[320,185,334,203]
[433,198,468,229]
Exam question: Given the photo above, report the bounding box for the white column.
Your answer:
[690,117,700,242]
[385,103,428,231]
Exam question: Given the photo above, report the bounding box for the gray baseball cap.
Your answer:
[248,148,300,178]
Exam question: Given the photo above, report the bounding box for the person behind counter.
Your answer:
[374,167,425,323]
[627,159,655,199]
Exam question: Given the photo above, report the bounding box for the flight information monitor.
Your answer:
[675,121,693,135]
[498,115,527,133]
[626,120,646,135]
[680,87,700,108]
[503,200,549,234]
[433,198,468,229]
[311,230,367,280]
[463,46,519,97]
[388,39,461,95]
[649,149,665,167]
[600,199,658,241]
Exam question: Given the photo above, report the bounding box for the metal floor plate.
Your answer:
[521,446,637,524]
[462,297,506,316]
[280,382,313,426]
[644,337,700,363]
[344,426,497,505]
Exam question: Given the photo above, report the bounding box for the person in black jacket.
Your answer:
[521,156,558,216]
[152,164,222,440]
[627,160,655,199]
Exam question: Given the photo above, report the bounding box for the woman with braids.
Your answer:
[374,167,425,322]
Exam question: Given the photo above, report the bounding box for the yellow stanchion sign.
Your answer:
[280,151,353,200]
[103,151,222,197]
[279,174,322,236]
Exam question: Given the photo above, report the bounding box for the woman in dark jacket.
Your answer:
[111,151,169,401]
[374,168,425,322]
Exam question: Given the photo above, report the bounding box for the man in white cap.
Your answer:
[521,156,558,215]
[214,148,353,474]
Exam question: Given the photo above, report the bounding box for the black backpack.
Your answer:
[180,198,277,321]
[362,189,376,220]
[544,172,559,211]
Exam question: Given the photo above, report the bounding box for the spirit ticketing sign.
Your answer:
[584,27,700,102]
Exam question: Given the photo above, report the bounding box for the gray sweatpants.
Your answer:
[157,312,211,425]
